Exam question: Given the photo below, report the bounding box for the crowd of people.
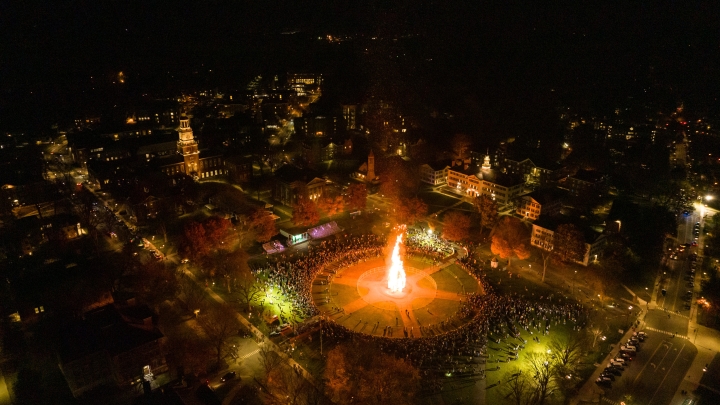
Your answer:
[405,227,455,260]
[251,234,386,321]
[248,230,590,392]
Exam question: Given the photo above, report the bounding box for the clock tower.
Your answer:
[177,115,199,176]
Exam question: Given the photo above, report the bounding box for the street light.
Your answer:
[615,220,622,233]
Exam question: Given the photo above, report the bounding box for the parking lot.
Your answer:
[600,331,697,405]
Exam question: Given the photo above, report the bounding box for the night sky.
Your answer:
[1,0,719,134]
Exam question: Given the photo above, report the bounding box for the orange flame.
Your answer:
[388,233,406,292]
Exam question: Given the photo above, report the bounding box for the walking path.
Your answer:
[182,269,320,389]
[317,256,463,337]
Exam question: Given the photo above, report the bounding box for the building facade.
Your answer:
[419,161,450,185]
[447,158,524,205]
[515,189,564,221]
[273,165,328,206]
[159,115,226,179]
[530,219,606,266]
[559,169,606,197]
[503,157,561,187]
[342,104,357,130]
[301,138,340,167]
[225,155,254,184]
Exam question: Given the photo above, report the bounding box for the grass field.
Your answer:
[418,191,462,214]
[322,257,479,337]
[477,265,621,405]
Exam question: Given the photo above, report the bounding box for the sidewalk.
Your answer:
[667,321,720,404]
[182,269,320,389]
[571,327,640,405]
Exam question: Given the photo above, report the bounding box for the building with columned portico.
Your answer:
[446,154,525,206]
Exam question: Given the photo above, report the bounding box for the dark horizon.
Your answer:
[1,0,719,134]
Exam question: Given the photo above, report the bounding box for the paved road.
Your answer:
[656,210,701,315]
[657,253,692,315]
[645,310,689,338]
[602,330,697,405]
[677,211,700,245]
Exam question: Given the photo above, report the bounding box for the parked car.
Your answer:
[604,367,621,376]
[618,353,633,360]
[221,371,236,382]
[609,360,624,368]
[600,373,616,381]
[596,377,612,387]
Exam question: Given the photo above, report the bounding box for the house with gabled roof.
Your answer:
[419,160,451,185]
[516,188,566,221]
[503,154,563,187]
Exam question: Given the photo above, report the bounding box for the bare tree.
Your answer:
[525,352,556,405]
[197,303,241,367]
[588,313,608,348]
[538,248,552,283]
[549,334,586,370]
[259,344,284,382]
[178,277,206,314]
[235,268,262,312]
[265,363,318,405]
[220,248,261,309]
[499,368,536,405]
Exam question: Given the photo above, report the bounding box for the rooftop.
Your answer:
[505,149,563,171]
[423,160,452,171]
[526,188,567,205]
[274,164,324,184]
[57,304,163,363]
[534,214,603,242]
[448,162,524,187]
[572,169,604,183]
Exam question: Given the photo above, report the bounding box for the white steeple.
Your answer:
[178,115,194,144]
[481,154,491,170]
